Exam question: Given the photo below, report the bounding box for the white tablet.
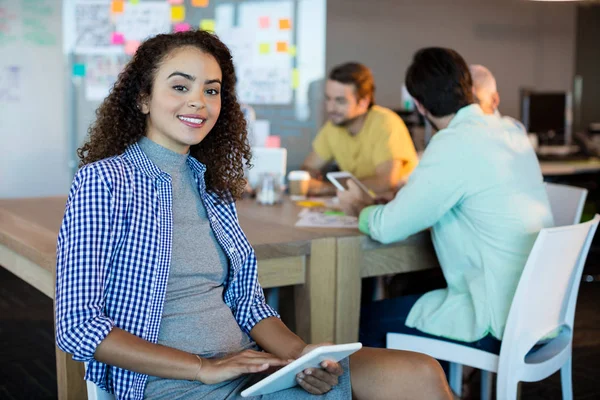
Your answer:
[326,172,376,199]
[240,343,362,398]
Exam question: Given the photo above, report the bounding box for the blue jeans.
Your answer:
[359,294,502,355]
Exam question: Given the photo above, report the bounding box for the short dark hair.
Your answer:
[405,47,473,117]
[329,62,375,107]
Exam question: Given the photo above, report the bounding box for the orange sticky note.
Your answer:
[276,41,288,53]
[259,16,270,29]
[279,18,291,30]
[124,40,141,56]
[171,5,185,22]
[191,0,209,7]
[259,43,270,54]
[111,0,124,14]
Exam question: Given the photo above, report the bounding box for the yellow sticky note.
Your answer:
[130,0,140,4]
[191,0,210,7]
[111,0,124,14]
[171,5,186,22]
[200,19,215,32]
[288,45,296,57]
[276,41,288,53]
[292,68,300,89]
[279,18,292,30]
[259,43,270,54]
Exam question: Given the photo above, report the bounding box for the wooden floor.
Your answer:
[1,261,599,399]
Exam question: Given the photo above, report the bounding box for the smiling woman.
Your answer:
[141,47,222,155]
[78,30,250,200]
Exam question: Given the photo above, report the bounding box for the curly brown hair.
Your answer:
[78,30,250,200]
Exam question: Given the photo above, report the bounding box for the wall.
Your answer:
[575,4,600,132]
[0,0,68,198]
[326,0,577,120]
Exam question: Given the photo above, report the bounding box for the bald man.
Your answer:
[469,64,500,115]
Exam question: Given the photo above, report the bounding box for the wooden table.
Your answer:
[0,196,437,399]
[540,157,600,176]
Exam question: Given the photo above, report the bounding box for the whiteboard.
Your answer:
[0,0,69,198]
[0,0,327,198]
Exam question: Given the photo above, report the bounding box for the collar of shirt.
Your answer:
[125,142,207,186]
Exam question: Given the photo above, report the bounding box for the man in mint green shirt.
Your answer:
[339,48,554,349]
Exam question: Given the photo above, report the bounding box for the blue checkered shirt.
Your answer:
[55,143,279,400]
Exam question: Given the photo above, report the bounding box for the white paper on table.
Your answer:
[295,208,358,229]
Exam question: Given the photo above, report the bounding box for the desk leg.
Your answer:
[56,347,87,400]
[335,236,363,344]
[295,238,337,344]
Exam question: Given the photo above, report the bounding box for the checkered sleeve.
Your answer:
[55,165,116,361]
[227,201,280,335]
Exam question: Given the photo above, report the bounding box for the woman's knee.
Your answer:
[411,353,452,399]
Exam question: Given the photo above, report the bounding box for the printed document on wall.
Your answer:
[234,1,294,105]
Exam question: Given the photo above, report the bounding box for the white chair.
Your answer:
[545,182,588,226]
[84,363,115,400]
[386,215,600,400]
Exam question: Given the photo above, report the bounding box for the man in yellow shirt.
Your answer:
[302,62,418,195]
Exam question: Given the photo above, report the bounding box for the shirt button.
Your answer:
[211,216,216,222]
[229,247,236,253]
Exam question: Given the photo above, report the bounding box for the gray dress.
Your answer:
[138,137,352,400]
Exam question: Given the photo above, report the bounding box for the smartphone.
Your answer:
[326,172,376,199]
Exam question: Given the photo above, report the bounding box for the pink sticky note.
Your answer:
[265,136,281,148]
[174,22,191,33]
[124,40,141,55]
[259,16,270,29]
[168,0,184,4]
[111,32,125,45]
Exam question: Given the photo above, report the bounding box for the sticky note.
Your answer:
[265,135,281,148]
[168,0,184,4]
[276,41,288,53]
[124,40,141,55]
[292,68,299,89]
[279,18,291,30]
[174,22,191,33]
[200,19,215,31]
[111,0,124,14]
[259,16,270,29]
[288,45,296,57]
[130,0,140,4]
[111,32,125,45]
[171,5,185,22]
[191,0,209,7]
[73,63,86,77]
[259,43,270,54]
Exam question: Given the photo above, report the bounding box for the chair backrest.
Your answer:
[545,182,588,226]
[84,363,115,400]
[500,215,599,359]
[247,147,287,189]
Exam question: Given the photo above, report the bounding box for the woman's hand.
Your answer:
[295,343,344,395]
[196,349,289,385]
